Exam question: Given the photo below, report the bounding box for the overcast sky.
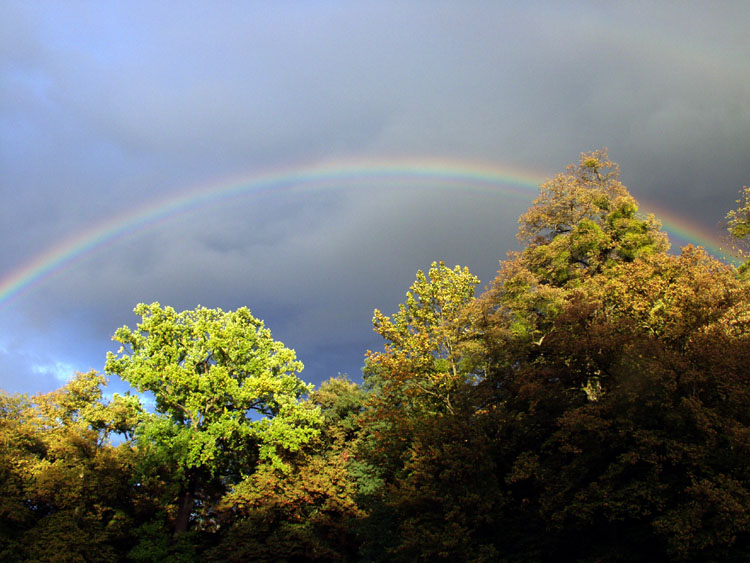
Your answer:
[2,1,749,397]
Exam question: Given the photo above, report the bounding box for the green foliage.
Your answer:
[209,376,366,562]
[727,185,750,276]
[517,149,668,285]
[105,303,321,538]
[727,185,750,241]
[4,151,749,561]
[471,247,750,559]
[310,376,367,445]
[106,303,319,472]
[367,261,480,415]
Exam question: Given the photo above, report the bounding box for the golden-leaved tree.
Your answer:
[0,371,141,562]
[465,151,750,561]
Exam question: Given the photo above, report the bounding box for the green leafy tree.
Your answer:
[472,150,671,377]
[209,377,367,562]
[367,261,480,415]
[517,148,668,285]
[357,261,480,523]
[727,185,750,241]
[727,185,750,276]
[105,303,321,538]
[356,263,490,561]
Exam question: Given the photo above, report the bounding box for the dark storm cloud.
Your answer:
[1,1,748,394]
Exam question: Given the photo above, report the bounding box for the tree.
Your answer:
[727,185,750,242]
[727,185,750,276]
[357,261,480,535]
[465,150,750,560]
[356,263,493,561]
[500,249,750,560]
[517,149,668,285]
[0,371,141,562]
[209,377,367,562]
[471,150,673,385]
[367,261,480,415]
[105,303,321,538]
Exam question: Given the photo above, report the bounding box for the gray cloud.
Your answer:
[1,1,748,395]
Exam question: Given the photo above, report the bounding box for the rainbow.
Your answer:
[639,200,734,262]
[0,157,736,309]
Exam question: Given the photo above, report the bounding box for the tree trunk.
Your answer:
[173,488,193,537]
[173,472,197,537]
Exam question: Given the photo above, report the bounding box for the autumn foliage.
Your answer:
[2,150,748,561]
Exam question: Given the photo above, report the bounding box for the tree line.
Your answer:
[2,150,749,561]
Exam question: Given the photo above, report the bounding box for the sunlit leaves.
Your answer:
[106,303,319,471]
[367,261,480,415]
[517,149,668,285]
[0,371,140,561]
[210,376,367,562]
[105,303,321,537]
[3,150,749,560]
[474,243,750,559]
[726,185,750,277]
[727,185,750,241]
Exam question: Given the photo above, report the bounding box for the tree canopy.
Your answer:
[2,151,748,561]
[727,185,750,276]
[105,303,320,539]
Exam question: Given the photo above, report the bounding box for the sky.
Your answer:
[1,1,749,398]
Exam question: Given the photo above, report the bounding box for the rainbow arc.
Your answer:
[0,157,733,309]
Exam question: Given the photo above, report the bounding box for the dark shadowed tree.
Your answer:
[466,151,750,561]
